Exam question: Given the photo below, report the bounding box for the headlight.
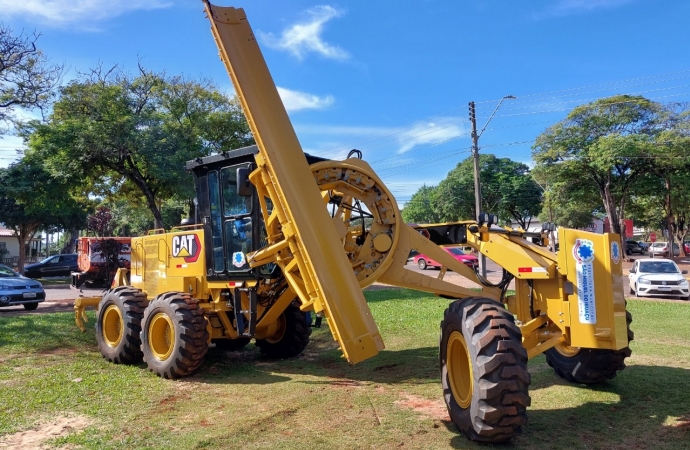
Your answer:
[680,279,689,286]
[638,277,651,285]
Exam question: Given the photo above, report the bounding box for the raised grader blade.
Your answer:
[72,3,631,443]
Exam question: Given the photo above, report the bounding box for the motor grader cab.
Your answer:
[72,2,632,443]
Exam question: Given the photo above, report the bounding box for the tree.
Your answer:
[432,154,542,227]
[23,67,253,229]
[401,185,441,224]
[533,95,662,238]
[531,166,600,229]
[0,159,86,272]
[87,206,113,237]
[0,24,62,130]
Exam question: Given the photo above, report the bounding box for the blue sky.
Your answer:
[1,0,689,205]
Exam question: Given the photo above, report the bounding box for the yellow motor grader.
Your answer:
[73,2,632,442]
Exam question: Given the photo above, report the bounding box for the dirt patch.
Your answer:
[395,393,449,422]
[0,415,93,449]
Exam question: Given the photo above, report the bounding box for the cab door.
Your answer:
[207,163,255,275]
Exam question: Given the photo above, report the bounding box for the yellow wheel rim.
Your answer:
[554,341,581,357]
[149,312,175,361]
[447,331,473,409]
[102,305,123,348]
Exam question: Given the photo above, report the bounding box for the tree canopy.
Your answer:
[532,95,663,237]
[0,158,86,271]
[0,24,62,131]
[23,67,253,228]
[402,154,542,228]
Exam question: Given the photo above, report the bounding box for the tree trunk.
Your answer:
[60,228,79,254]
[664,177,674,258]
[15,223,40,274]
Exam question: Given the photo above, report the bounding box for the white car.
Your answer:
[628,258,689,300]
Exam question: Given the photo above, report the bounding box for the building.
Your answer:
[0,227,44,266]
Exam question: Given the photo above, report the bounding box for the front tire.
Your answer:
[418,259,428,270]
[545,310,633,384]
[23,303,39,311]
[440,297,530,443]
[96,286,148,364]
[141,292,209,379]
[255,304,311,359]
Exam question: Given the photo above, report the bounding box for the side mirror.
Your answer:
[236,167,252,197]
[682,270,688,275]
[629,269,635,274]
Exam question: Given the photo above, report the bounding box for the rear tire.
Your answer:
[141,292,209,379]
[440,297,530,443]
[545,310,633,384]
[23,303,39,311]
[96,286,148,364]
[256,304,311,359]
[418,259,428,270]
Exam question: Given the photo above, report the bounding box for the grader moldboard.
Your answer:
[73,2,632,443]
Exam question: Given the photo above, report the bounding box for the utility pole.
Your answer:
[469,101,487,277]
[469,101,481,223]
[469,96,516,278]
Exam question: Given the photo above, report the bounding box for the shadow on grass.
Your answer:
[510,364,690,449]
[198,341,690,448]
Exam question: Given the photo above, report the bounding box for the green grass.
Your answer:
[0,291,689,449]
[32,276,72,286]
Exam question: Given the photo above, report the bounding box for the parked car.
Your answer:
[684,242,690,254]
[637,241,649,252]
[647,242,680,257]
[23,254,79,279]
[625,240,644,255]
[413,246,478,270]
[628,258,689,300]
[0,263,45,310]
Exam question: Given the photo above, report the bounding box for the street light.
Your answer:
[469,95,516,277]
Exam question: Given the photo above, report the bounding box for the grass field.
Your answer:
[1,289,689,449]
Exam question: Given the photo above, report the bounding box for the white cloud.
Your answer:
[0,0,173,28]
[277,87,334,112]
[539,0,636,17]
[396,119,465,154]
[258,6,349,61]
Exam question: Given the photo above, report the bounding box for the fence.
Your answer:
[1,256,40,267]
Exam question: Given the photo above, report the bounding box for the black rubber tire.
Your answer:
[418,259,428,270]
[140,292,209,379]
[22,303,39,311]
[629,284,634,295]
[440,297,531,443]
[545,309,633,384]
[96,286,148,364]
[213,337,251,351]
[255,304,311,359]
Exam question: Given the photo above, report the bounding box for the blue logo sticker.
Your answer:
[232,252,246,268]
[611,241,620,264]
[573,239,595,264]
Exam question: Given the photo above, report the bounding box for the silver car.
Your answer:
[647,242,680,257]
[0,264,46,311]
